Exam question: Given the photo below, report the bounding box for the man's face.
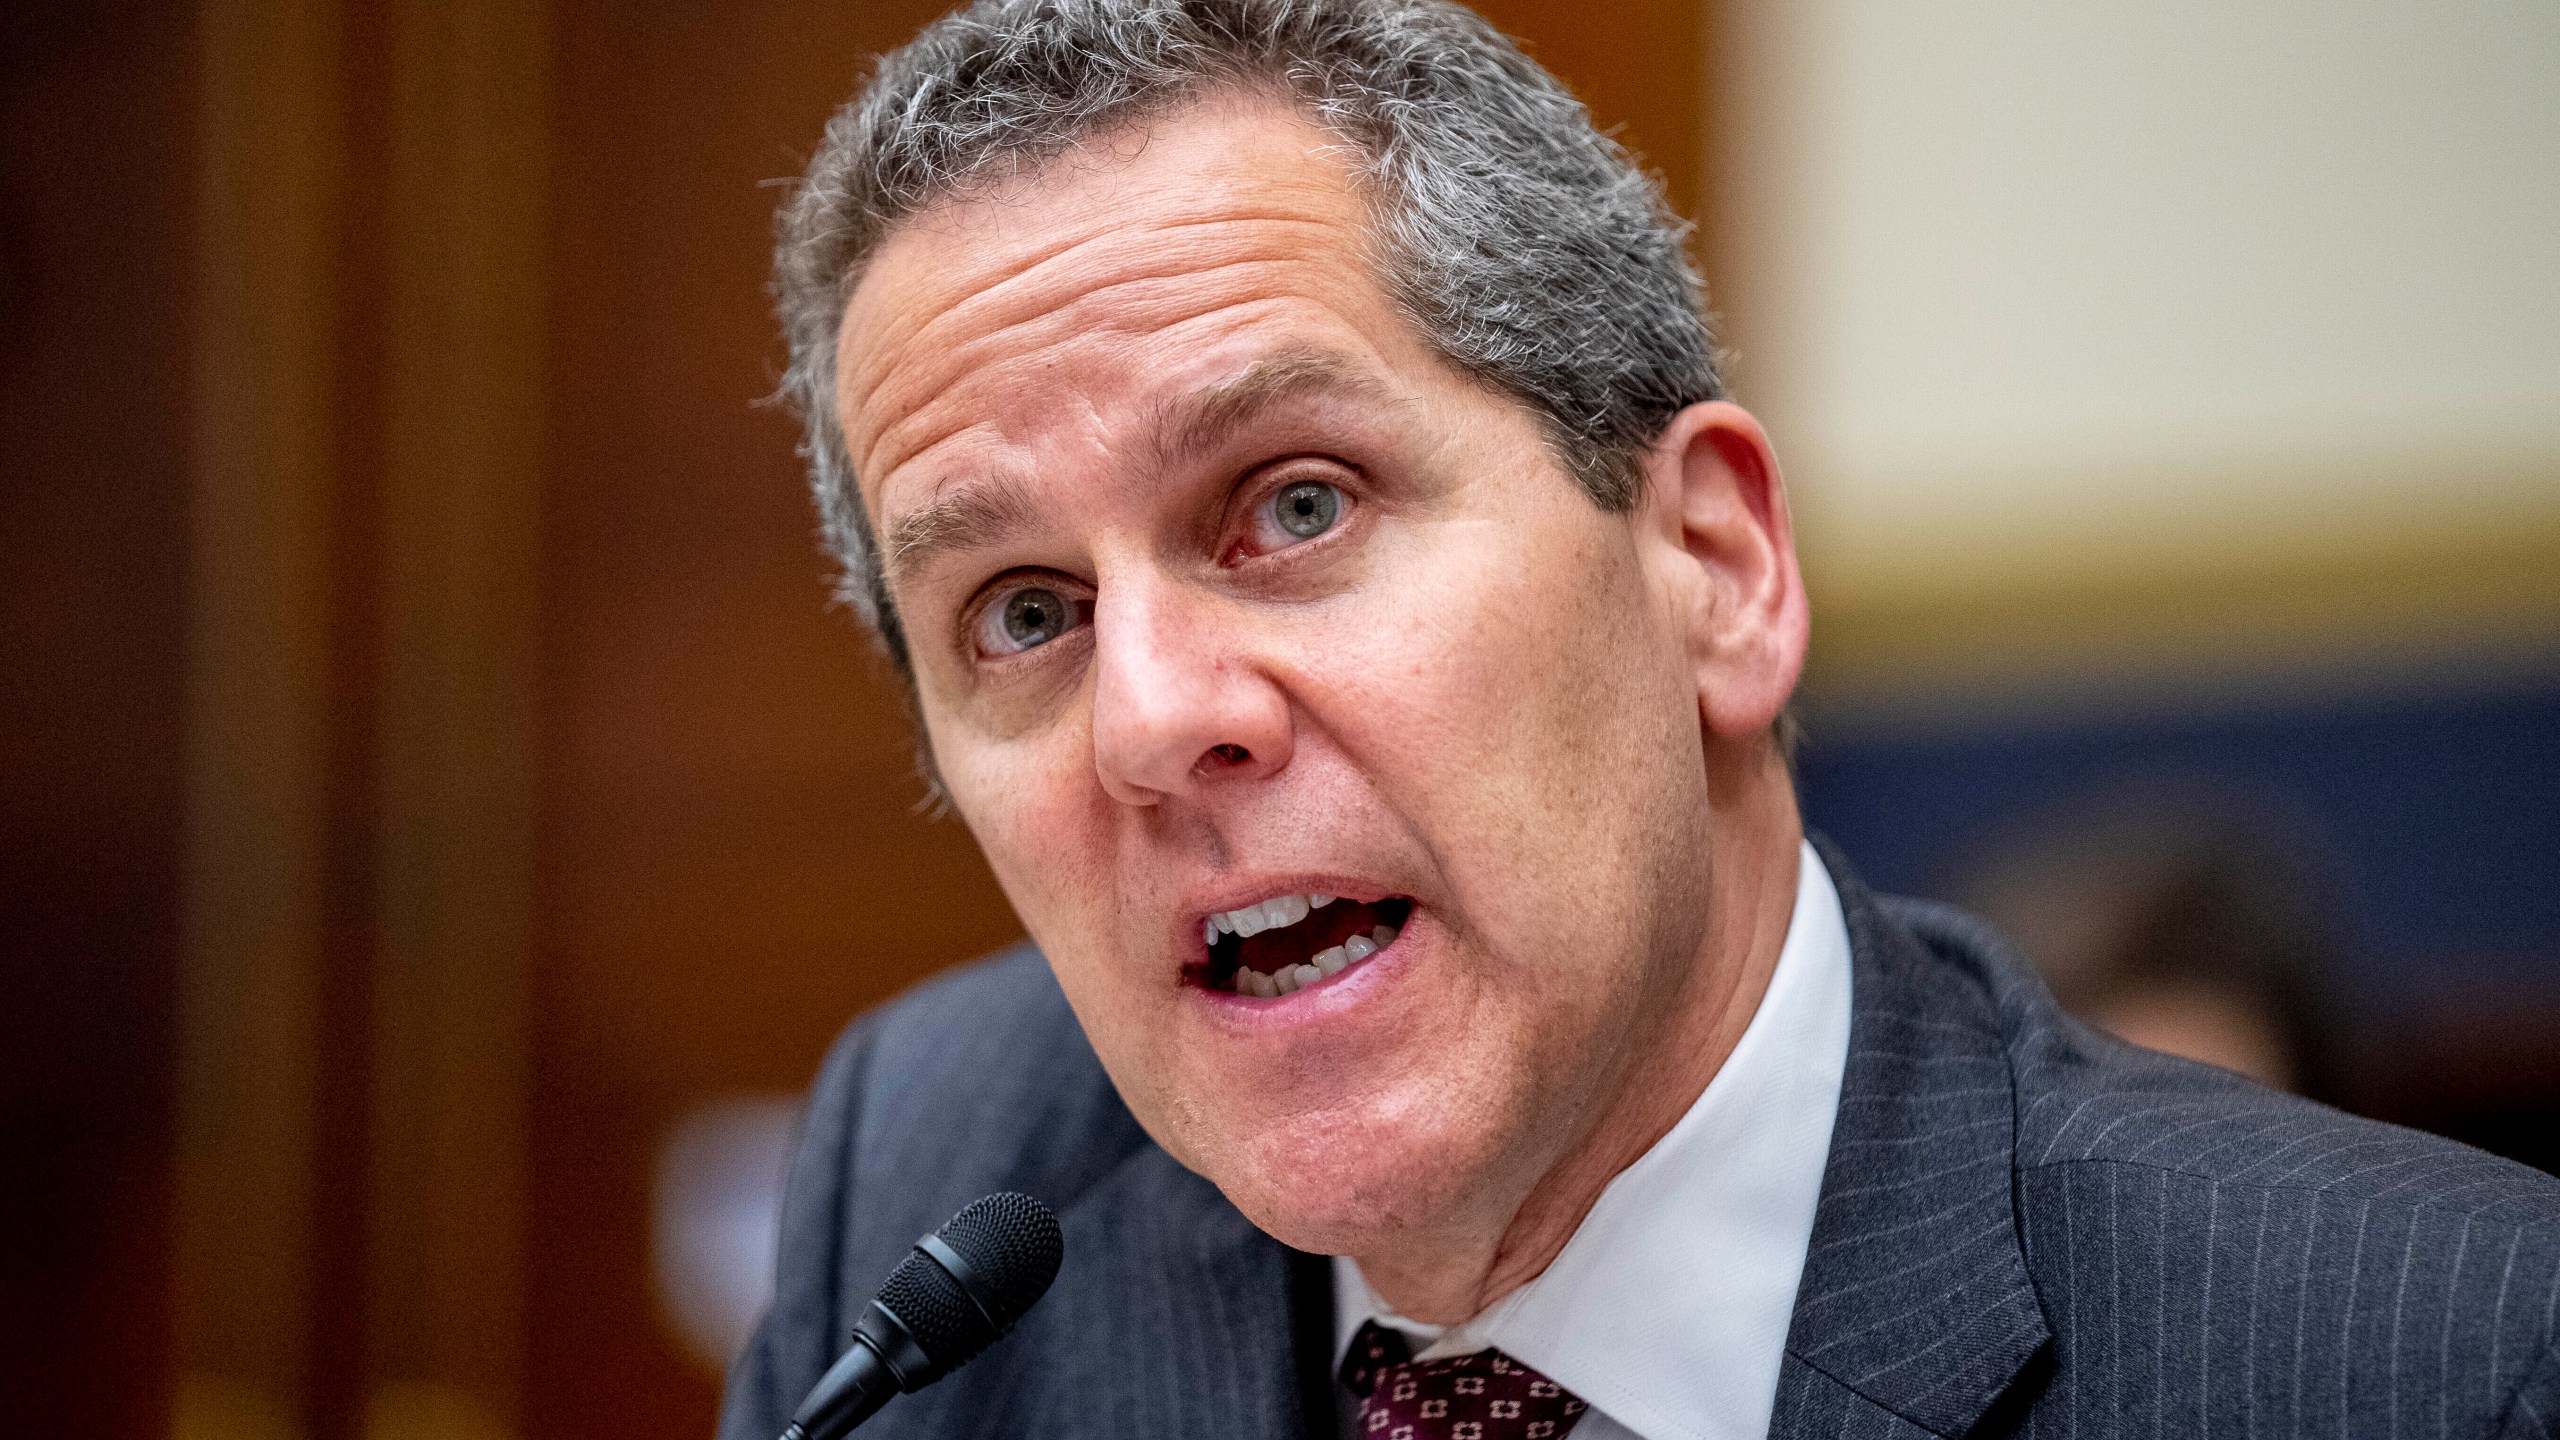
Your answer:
[837,97,1725,1252]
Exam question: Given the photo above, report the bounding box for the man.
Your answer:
[721,3,2560,1437]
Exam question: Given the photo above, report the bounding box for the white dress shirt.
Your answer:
[1332,840,1854,1440]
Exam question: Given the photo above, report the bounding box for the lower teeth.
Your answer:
[1236,924,1398,996]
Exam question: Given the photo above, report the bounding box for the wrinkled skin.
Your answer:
[836,93,1810,1323]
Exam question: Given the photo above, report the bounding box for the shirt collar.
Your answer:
[1332,840,1854,1440]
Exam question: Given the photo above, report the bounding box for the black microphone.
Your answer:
[778,1191,1065,1440]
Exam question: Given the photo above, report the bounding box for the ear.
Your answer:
[1633,401,1810,742]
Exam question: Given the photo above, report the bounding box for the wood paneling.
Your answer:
[180,0,341,1433]
[367,0,548,1429]
[531,3,990,1435]
[179,2,546,1436]
[0,3,195,1435]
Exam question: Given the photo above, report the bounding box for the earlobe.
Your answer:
[1648,402,1810,741]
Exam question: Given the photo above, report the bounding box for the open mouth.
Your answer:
[1194,893,1412,998]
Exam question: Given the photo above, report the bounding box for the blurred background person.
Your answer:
[1940,786,2345,1100]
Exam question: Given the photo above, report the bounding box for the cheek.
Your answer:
[940,708,1218,1097]
[1313,509,1700,925]
[943,718,1123,979]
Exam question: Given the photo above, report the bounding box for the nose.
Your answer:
[1088,577,1293,806]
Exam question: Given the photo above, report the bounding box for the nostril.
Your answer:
[1204,743,1251,768]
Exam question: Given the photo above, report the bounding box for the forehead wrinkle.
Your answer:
[844,213,1352,443]
[849,93,1356,340]
[927,208,1350,350]
[840,212,1143,419]
[841,114,1368,386]
[842,192,1346,362]
[850,252,1369,486]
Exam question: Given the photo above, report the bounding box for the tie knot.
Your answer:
[1342,1322,1590,1440]
[1340,1320,1417,1398]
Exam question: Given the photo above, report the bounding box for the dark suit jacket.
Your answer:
[719,848,2560,1439]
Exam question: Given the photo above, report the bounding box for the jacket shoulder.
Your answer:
[831,942,1153,1223]
[1877,896,2560,1439]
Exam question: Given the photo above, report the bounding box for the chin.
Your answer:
[1192,1091,1507,1258]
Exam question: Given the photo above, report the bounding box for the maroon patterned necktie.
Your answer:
[1340,1320,1592,1440]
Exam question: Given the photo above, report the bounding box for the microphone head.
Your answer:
[936,1190,1065,1323]
[873,1192,1064,1381]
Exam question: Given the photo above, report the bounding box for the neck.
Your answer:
[1353,735,1805,1325]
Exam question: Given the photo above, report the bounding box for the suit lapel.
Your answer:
[1774,838,2051,1437]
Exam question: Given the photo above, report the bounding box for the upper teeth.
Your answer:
[1210,891,1332,939]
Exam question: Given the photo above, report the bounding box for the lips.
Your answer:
[1195,891,1412,998]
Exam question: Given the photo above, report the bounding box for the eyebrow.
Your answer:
[883,470,1043,590]
[1149,347,1391,470]
[879,347,1392,589]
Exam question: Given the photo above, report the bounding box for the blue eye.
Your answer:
[1268,480,1340,542]
[977,584,1086,656]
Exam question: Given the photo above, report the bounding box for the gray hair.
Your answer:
[776,0,1722,668]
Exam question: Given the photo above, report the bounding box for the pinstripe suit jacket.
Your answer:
[719,849,2560,1439]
